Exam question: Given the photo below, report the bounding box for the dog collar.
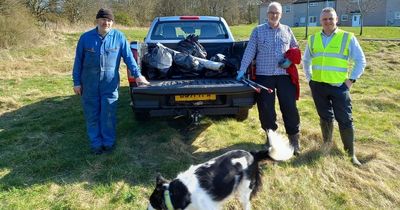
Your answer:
[163,187,174,210]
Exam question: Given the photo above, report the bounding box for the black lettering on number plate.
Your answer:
[175,94,216,101]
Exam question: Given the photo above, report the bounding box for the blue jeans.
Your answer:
[309,80,353,130]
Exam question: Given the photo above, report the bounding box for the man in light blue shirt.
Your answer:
[72,8,149,155]
[237,2,301,155]
[303,7,366,166]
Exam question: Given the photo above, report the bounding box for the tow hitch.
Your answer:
[189,110,202,126]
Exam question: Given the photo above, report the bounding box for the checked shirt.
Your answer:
[239,22,298,76]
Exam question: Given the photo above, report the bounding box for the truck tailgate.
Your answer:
[131,79,254,95]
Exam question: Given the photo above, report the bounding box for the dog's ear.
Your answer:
[156,173,167,186]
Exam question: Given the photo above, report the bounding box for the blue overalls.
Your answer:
[72,28,141,150]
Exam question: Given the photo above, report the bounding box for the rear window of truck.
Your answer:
[150,21,228,40]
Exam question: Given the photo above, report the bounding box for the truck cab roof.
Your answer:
[157,16,221,21]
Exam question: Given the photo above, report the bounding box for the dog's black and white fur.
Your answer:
[147,130,293,210]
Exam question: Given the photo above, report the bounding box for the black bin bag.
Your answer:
[176,34,207,59]
[143,43,173,79]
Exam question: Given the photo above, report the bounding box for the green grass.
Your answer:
[0,25,400,209]
[230,24,400,40]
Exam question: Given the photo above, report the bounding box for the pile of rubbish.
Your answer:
[142,34,238,79]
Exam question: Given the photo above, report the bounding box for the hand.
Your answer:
[73,85,82,95]
[278,58,292,69]
[136,75,150,86]
[345,79,353,89]
[236,70,245,81]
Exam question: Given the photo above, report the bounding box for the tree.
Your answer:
[23,0,50,21]
[62,0,85,23]
[1,0,39,48]
[58,0,108,24]
[341,0,380,35]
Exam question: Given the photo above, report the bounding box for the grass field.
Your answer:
[0,25,399,209]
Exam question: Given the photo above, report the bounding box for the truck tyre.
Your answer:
[235,108,249,121]
[133,110,149,121]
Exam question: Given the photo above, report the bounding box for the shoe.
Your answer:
[91,147,103,155]
[102,145,115,153]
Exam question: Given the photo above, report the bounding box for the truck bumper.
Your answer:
[147,106,251,117]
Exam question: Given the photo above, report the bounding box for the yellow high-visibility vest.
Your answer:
[308,29,352,83]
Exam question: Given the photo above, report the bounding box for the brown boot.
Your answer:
[288,133,300,156]
[339,127,362,166]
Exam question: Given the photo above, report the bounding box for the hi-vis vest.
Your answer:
[308,29,353,83]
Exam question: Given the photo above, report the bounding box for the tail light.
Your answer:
[250,60,256,80]
[132,48,138,61]
[128,43,139,84]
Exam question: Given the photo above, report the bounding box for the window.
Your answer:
[300,17,306,23]
[309,16,317,23]
[341,15,348,21]
[327,2,334,7]
[309,2,318,7]
[151,21,228,40]
[395,12,400,20]
[283,5,291,13]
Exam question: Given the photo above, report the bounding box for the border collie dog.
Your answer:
[147,130,293,210]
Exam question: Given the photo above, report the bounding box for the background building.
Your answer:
[259,0,400,27]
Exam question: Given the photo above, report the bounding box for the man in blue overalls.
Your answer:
[72,8,149,154]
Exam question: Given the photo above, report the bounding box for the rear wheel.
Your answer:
[134,112,149,121]
[235,108,249,121]
[132,106,149,121]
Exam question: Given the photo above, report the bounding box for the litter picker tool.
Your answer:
[242,78,274,93]
[241,79,261,93]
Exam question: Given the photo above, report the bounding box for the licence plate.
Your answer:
[175,94,216,101]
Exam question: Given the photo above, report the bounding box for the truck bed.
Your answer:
[129,16,255,121]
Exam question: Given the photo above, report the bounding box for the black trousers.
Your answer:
[309,80,353,130]
[255,75,300,135]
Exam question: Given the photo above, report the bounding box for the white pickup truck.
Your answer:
[127,16,256,123]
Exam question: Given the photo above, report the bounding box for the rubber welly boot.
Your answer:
[339,128,362,166]
[289,133,300,156]
[320,119,333,143]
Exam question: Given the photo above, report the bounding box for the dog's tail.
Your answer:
[251,150,272,162]
[266,129,294,161]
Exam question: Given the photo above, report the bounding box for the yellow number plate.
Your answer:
[175,94,216,101]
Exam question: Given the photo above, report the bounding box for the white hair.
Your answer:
[267,1,282,13]
[320,7,337,17]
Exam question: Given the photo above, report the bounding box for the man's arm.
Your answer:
[302,42,313,82]
[348,36,367,80]
[238,27,258,73]
[120,33,141,78]
[120,32,149,85]
[72,36,84,87]
[72,36,84,95]
[288,27,299,48]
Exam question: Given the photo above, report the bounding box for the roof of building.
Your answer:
[260,0,334,6]
[293,0,335,4]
